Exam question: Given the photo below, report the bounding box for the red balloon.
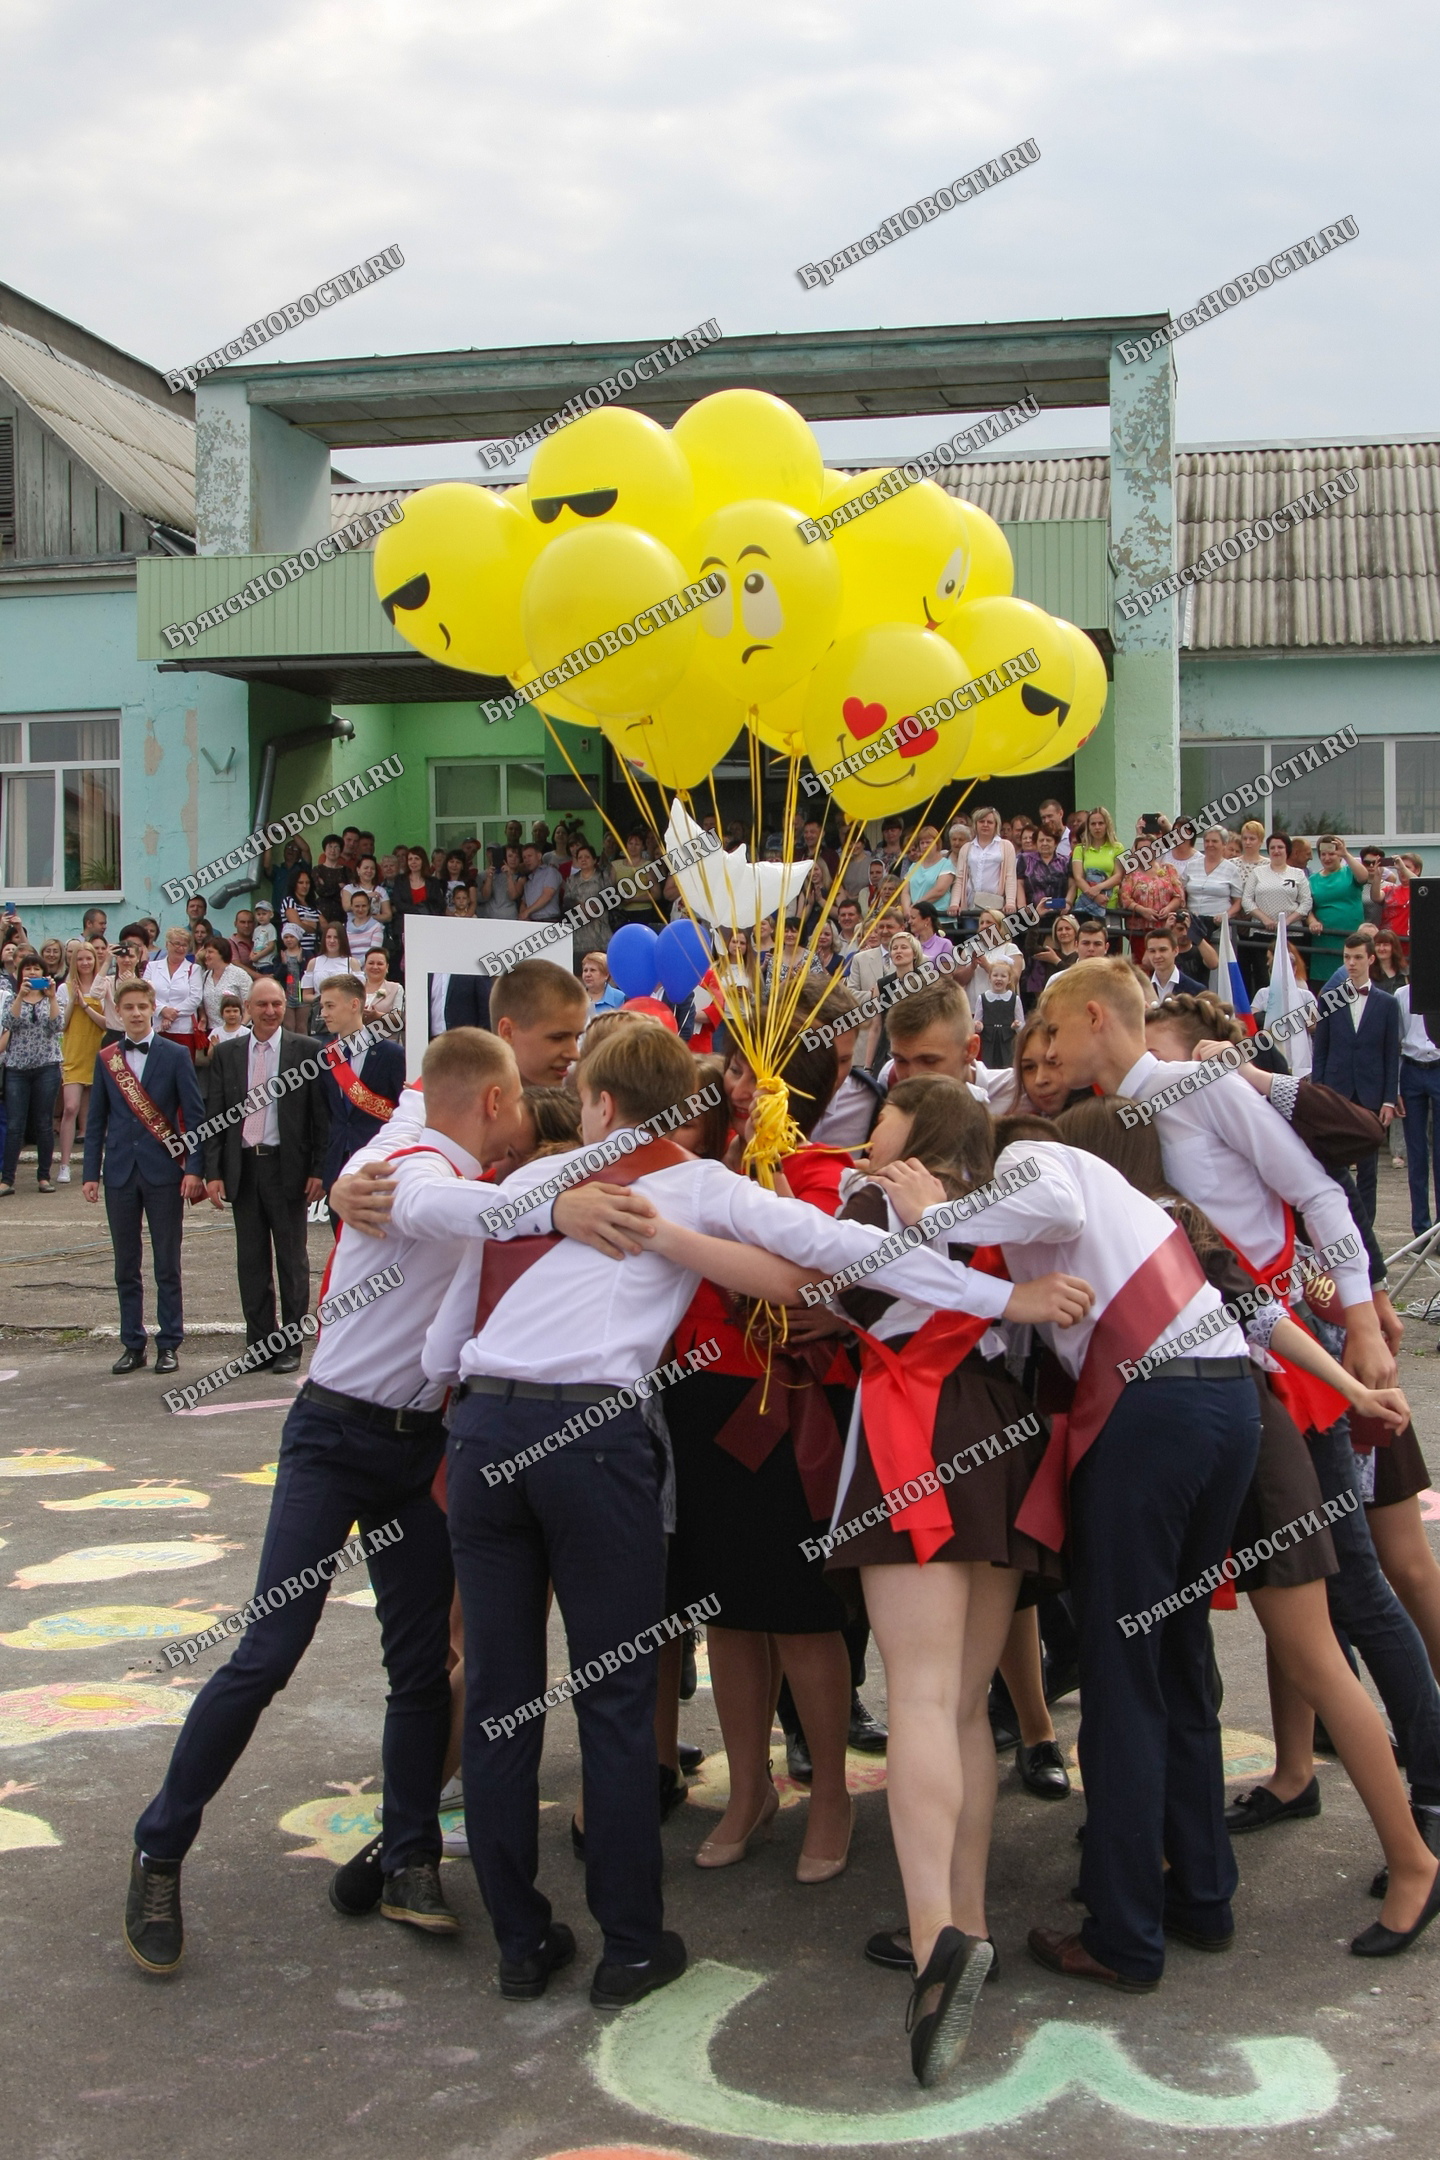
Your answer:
[622,996,679,1032]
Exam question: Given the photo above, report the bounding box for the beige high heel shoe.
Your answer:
[694,1781,780,1868]
[796,1796,854,1884]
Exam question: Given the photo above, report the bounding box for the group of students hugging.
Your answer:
[124,945,1440,2093]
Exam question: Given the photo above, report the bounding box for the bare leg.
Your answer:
[706,1625,777,1843]
[951,1566,1024,1933]
[1251,1583,1439,1931]
[1369,1499,1440,1680]
[1265,1640,1317,1800]
[776,1630,851,1862]
[655,1635,682,1776]
[57,1082,83,1171]
[998,1604,1055,1747]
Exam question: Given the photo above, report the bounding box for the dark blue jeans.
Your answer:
[446,1388,668,1965]
[136,1393,454,1870]
[1070,1373,1260,1982]
[1399,1058,1440,1234]
[3,1060,59,1183]
[1308,1414,1440,1808]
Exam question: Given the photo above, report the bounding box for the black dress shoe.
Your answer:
[591,1927,687,2009]
[271,1349,302,1375]
[1351,1861,1440,1958]
[379,1860,459,1933]
[677,1741,705,1774]
[329,1833,385,1916]
[124,1851,183,1973]
[112,1346,147,1375]
[1017,1739,1072,1799]
[500,1920,576,1999]
[848,1694,888,1753]
[1163,1915,1234,1952]
[784,1727,813,1784]
[1224,1778,1320,1833]
[155,1348,179,1375]
[907,1928,993,2087]
[865,1926,998,1982]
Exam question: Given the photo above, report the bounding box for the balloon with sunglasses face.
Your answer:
[371,482,533,676]
[521,523,700,718]
[940,595,1077,775]
[688,498,841,706]
[526,407,694,553]
[1000,618,1110,775]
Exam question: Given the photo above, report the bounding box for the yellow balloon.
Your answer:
[603,661,746,790]
[521,524,698,719]
[941,597,1077,774]
[674,390,825,521]
[527,408,694,552]
[954,499,1014,600]
[688,499,841,706]
[801,625,974,819]
[750,676,809,757]
[830,476,971,636]
[1003,619,1110,774]
[372,482,533,676]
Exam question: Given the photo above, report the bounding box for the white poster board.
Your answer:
[401,915,573,1079]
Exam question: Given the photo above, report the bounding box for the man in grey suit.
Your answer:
[203,978,328,1372]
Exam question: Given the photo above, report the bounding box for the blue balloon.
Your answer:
[606,922,661,999]
[655,919,711,1003]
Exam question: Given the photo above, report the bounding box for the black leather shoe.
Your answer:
[907,1928,993,2087]
[1371,1803,1440,1897]
[1163,1915,1234,1952]
[155,1348,179,1375]
[784,1727,813,1784]
[865,1926,998,1982]
[112,1346,147,1375]
[379,1860,459,1934]
[591,1928,687,2009]
[124,1851,183,1973]
[1017,1739,1072,1799]
[271,1349,302,1375]
[499,1920,576,1999]
[848,1693,888,1753]
[1224,1778,1320,1833]
[329,1833,385,1916]
[677,1741,705,1774]
[1352,1861,1440,1958]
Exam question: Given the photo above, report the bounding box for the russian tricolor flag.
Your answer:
[1210,913,1256,1032]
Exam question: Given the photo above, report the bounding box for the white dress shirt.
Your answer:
[243,1030,283,1147]
[430,974,450,1037]
[1148,967,1184,1005]
[916,1140,1247,1380]
[1118,1048,1370,1306]
[144,955,203,1032]
[123,1035,155,1080]
[1397,985,1440,1064]
[419,1141,1005,1392]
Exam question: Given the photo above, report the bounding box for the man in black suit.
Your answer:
[315,974,406,1199]
[204,977,328,1373]
[428,969,491,1038]
[1312,933,1403,1228]
[83,977,209,1375]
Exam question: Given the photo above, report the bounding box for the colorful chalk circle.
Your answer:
[0,1451,112,1477]
[0,1681,192,1747]
[225,1462,279,1486]
[0,1606,211,1651]
[42,1486,210,1512]
[9,1538,237,1589]
[0,1783,59,1853]
[280,1793,382,1863]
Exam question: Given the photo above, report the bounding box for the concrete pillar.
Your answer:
[194,382,331,556]
[1073,338,1179,834]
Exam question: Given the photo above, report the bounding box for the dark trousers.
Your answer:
[1308,1415,1440,1807]
[446,1389,667,1964]
[234,1150,311,1348]
[136,1394,454,1869]
[1350,1141,1379,1229]
[1071,1373,1260,1981]
[3,1061,60,1183]
[1400,1059,1440,1234]
[105,1171,184,1351]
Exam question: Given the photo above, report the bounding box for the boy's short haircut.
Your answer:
[1144,927,1176,946]
[115,977,157,1005]
[887,976,973,1046]
[1343,931,1372,952]
[1143,990,1243,1049]
[576,1018,697,1125]
[488,958,588,1030]
[421,1026,518,1110]
[1040,957,1147,1028]
[321,974,366,1004]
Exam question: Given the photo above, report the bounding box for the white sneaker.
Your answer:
[440,1814,469,1859]
[55,1166,71,1183]
[439,1774,464,1808]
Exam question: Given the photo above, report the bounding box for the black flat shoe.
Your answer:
[1371,1804,1440,1897]
[1224,1777,1320,1834]
[677,1741,705,1774]
[866,1927,998,1982]
[500,1920,576,1999]
[784,1727,813,1784]
[111,1346,147,1375]
[1351,1862,1440,1958]
[155,1348,179,1375]
[329,1833,385,1916]
[907,1928,993,2088]
[591,1928,687,2009]
[1017,1739,1072,1800]
[848,1694,888,1754]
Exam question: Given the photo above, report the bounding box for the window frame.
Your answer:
[1179,733,1439,848]
[0,711,124,901]
[428,756,548,855]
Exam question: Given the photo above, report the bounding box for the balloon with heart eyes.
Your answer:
[800,624,976,818]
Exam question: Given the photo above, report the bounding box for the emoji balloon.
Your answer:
[526,408,694,552]
[941,596,1077,774]
[1002,619,1110,774]
[749,676,809,758]
[801,624,974,818]
[372,482,533,677]
[605,659,746,789]
[521,524,699,718]
[830,475,971,637]
[954,499,1014,600]
[690,499,841,706]
[675,390,825,521]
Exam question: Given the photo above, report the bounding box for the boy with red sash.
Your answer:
[82,977,207,1377]
[315,974,405,1212]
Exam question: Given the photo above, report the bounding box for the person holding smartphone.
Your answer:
[0,952,65,1194]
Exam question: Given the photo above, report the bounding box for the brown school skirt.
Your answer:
[1368,1419,1432,1510]
[1230,1374,1337,1592]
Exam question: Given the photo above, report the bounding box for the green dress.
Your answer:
[1309,864,1365,966]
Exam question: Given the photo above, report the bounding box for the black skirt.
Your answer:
[1368,1419,1431,1509]
[1231,1375,1337,1591]
[665,1370,852,1634]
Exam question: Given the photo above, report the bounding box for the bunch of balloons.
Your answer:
[373,389,1108,823]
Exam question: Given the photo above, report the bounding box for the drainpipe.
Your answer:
[210,716,357,909]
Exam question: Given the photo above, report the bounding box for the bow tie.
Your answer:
[129,1038,153,1053]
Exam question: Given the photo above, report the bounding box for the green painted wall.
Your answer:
[137,549,404,662]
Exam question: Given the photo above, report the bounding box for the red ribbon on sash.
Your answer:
[1015,1224,1209,1552]
[99,1040,185,1155]
[1218,1208,1349,1437]
[323,1046,398,1125]
[711,1338,852,1520]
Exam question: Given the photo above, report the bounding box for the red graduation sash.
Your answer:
[1217,1208,1349,1438]
[1014,1223,1209,1552]
[99,1040,185,1154]
[321,1041,397,1125]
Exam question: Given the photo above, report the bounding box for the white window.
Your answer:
[430,758,546,856]
[0,714,121,897]
[1180,735,1440,845]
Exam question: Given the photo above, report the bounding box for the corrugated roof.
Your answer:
[0,323,195,532]
[931,440,1440,653]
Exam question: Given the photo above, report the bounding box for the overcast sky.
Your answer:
[7,0,1432,482]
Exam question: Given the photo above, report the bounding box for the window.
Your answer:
[0,714,121,894]
[1395,740,1440,836]
[1180,734,1425,841]
[432,759,546,855]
